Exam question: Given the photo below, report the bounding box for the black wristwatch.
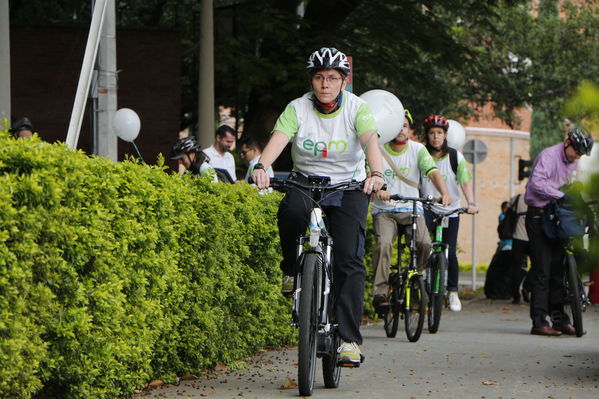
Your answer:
[253,162,265,170]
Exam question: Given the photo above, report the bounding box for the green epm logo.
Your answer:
[385,168,410,179]
[302,139,347,157]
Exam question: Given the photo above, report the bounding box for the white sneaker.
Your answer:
[448,291,462,312]
[337,341,364,367]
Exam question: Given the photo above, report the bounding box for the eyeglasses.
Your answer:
[240,149,250,156]
[312,74,343,84]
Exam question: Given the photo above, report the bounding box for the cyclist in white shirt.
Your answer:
[171,137,218,183]
[202,125,237,182]
[420,115,477,312]
[252,48,385,367]
[371,110,451,312]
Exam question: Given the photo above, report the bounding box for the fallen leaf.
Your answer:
[214,363,228,372]
[482,380,498,386]
[146,379,164,389]
[180,374,198,380]
[281,377,298,389]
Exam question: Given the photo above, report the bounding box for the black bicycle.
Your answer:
[560,200,597,337]
[381,194,432,342]
[270,176,366,396]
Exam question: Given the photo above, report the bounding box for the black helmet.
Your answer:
[306,48,351,76]
[567,127,594,156]
[9,117,34,137]
[171,137,200,160]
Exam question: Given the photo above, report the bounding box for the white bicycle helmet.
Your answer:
[306,47,351,76]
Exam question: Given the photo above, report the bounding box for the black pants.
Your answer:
[278,186,369,344]
[525,211,568,328]
[511,238,530,300]
[424,211,460,292]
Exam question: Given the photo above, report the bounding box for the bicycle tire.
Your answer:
[384,288,400,338]
[298,253,322,396]
[322,331,341,388]
[565,254,584,337]
[427,253,447,334]
[405,274,425,342]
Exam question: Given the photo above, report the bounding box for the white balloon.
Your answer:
[113,108,141,142]
[359,89,404,143]
[578,143,599,184]
[447,119,466,150]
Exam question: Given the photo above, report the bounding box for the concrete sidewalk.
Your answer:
[136,298,599,399]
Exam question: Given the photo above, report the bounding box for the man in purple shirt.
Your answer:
[524,128,593,336]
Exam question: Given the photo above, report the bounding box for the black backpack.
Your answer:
[497,194,520,240]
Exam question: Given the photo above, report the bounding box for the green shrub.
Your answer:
[0,130,293,399]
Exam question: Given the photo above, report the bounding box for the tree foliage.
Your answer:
[9,0,599,154]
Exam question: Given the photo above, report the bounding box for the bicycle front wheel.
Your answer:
[427,253,447,334]
[384,287,400,338]
[298,253,322,396]
[564,254,584,337]
[405,274,425,342]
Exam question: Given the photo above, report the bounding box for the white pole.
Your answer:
[0,0,10,122]
[97,0,117,160]
[65,0,108,149]
[471,161,477,290]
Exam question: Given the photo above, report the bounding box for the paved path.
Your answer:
[136,298,599,399]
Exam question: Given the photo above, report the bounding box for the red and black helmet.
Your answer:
[423,115,449,132]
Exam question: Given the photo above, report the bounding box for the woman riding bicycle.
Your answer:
[252,47,385,366]
[420,115,477,312]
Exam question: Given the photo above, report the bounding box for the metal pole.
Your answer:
[198,0,214,149]
[509,136,515,198]
[471,161,477,290]
[0,0,11,122]
[97,0,118,160]
[65,0,108,149]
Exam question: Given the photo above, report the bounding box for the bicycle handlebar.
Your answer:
[269,177,364,193]
[389,194,436,203]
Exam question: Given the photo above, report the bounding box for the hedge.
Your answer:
[0,129,294,399]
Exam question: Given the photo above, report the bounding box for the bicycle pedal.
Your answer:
[337,361,360,368]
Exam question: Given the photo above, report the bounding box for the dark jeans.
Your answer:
[525,211,568,328]
[511,238,530,300]
[424,211,460,292]
[277,185,369,344]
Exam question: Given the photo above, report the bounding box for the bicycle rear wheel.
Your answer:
[427,253,447,334]
[405,274,425,342]
[322,331,341,388]
[564,254,584,337]
[384,287,400,338]
[298,253,322,396]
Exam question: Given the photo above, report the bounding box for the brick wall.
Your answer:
[10,25,180,164]
[458,105,531,279]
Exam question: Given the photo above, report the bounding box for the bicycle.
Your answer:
[381,194,432,342]
[559,200,597,337]
[425,207,469,334]
[270,175,367,397]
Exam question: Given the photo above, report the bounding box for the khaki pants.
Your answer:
[372,212,432,297]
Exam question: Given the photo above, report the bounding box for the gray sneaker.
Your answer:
[281,275,294,296]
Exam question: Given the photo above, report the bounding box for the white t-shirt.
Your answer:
[245,155,274,182]
[202,145,237,181]
[420,149,472,214]
[371,141,438,215]
[272,91,377,184]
